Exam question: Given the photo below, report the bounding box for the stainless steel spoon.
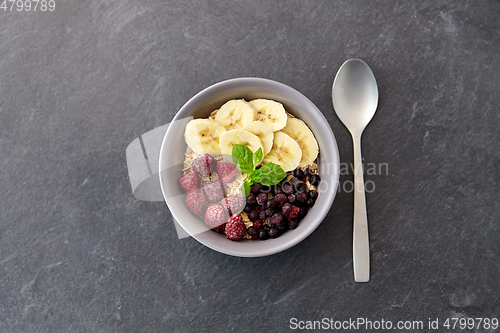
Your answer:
[332,59,378,282]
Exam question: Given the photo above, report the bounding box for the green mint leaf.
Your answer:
[258,162,287,186]
[249,169,263,183]
[253,147,263,169]
[242,181,251,196]
[232,144,254,174]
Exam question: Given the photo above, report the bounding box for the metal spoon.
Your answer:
[332,59,378,282]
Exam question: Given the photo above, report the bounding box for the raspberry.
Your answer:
[201,180,225,203]
[216,161,239,183]
[204,205,227,231]
[282,203,292,216]
[221,194,245,216]
[192,154,217,177]
[179,172,200,193]
[225,214,246,241]
[285,205,300,220]
[185,192,206,216]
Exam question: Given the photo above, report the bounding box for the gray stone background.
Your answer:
[1,1,499,332]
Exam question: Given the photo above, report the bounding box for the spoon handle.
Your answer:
[352,133,370,282]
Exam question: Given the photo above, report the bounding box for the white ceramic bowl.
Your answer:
[159,78,340,257]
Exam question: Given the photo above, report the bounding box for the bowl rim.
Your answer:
[159,77,340,257]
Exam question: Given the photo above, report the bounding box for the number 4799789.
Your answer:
[1,0,55,11]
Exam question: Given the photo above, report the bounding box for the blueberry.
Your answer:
[246,193,257,206]
[244,205,253,214]
[297,183,309,193]
[266,198,277,210]
[263,224,270,231]
[296,192,307,205]
[265,208,275,217]
[256,193,268,206]
[304,168,314,177]
[268,227,280,238]
[308,190,318,201]
[261,185,271,193]
[290,177,300,187]
[248,209,260,221]
[282,203,292,215]
[251,183,263,194]
[274,194,287,206]
[309,174,321,186]
[270,213,283,226]
[293,168,304,178]
[287,194,296,204]
[281,182,293,195]
[259,210,267,221]
[288,219,299,229]
[275,217,286,230]
[247,226,258,237]
[307,199,315,207]
[258,228,269,240]
[286,171,293,176]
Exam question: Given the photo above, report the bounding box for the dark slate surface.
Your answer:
[1,1,499,332]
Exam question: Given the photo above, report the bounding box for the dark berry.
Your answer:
[307,199,315,207]
[309,174,321,186]
[221,194,245,215]
[266,198,277,210]
[259,210,267,221]
[308,190,318,201]
[244,205,253,214]
[282,203,292,216]
[293,168,304,178]
[256,193,268,206]
[204,205,227,230]
[288,219,299,229]
[290,177,300,187]
[248,209,259,221]
[263,224,270,231]
[274,214,286,230]
[268,227,280,238]
[186,192,206,216]
[258,228,269,240]
[216,161,239,183]
[274,184,283,194]
[251,183,263,193]
[274,194,287,206]
[297,183,309,193]
[247,226,258,237]
[265,208,276,217]
[304,167,314,177]
[246,193,257,206]
[253,220,262,230]
[261,185,271,193]
[282,182,293,195]
[296,192,307,205]
[298,207,307,219]
[179,172,200,193]
[269,213,283,226]
[286,171,293,176]
[225,214,246,241]
[192,154,217,177]
[287,194,296,204]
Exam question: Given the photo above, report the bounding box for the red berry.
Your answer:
[285,205,300,220]
[204,205,227,231]
[179,172,200,193]
[221,194,245,216]
[253,220,262,230]
[225,214,246,241]
[216,161,239,183]
[185,192,206,216]
[201,180,225,203]
[192,154,217,177]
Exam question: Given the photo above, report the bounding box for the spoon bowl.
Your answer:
[332,59,379,282]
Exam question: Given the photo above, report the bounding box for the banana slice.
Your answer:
[219,129,264,160]
[280,118,319,167]
[184,119,226,155]
[249,99,288,132]
[215,99,257,130]
[242,121,274,156]
[263,132,302,172]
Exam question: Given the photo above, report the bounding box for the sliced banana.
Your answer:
[249,99,288,132]
[215,99,257,130]
[184,119,226,155]
[280,118,319,167]
[263,132,302,172]
[242,121,274,156]
[219,129,264,161]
